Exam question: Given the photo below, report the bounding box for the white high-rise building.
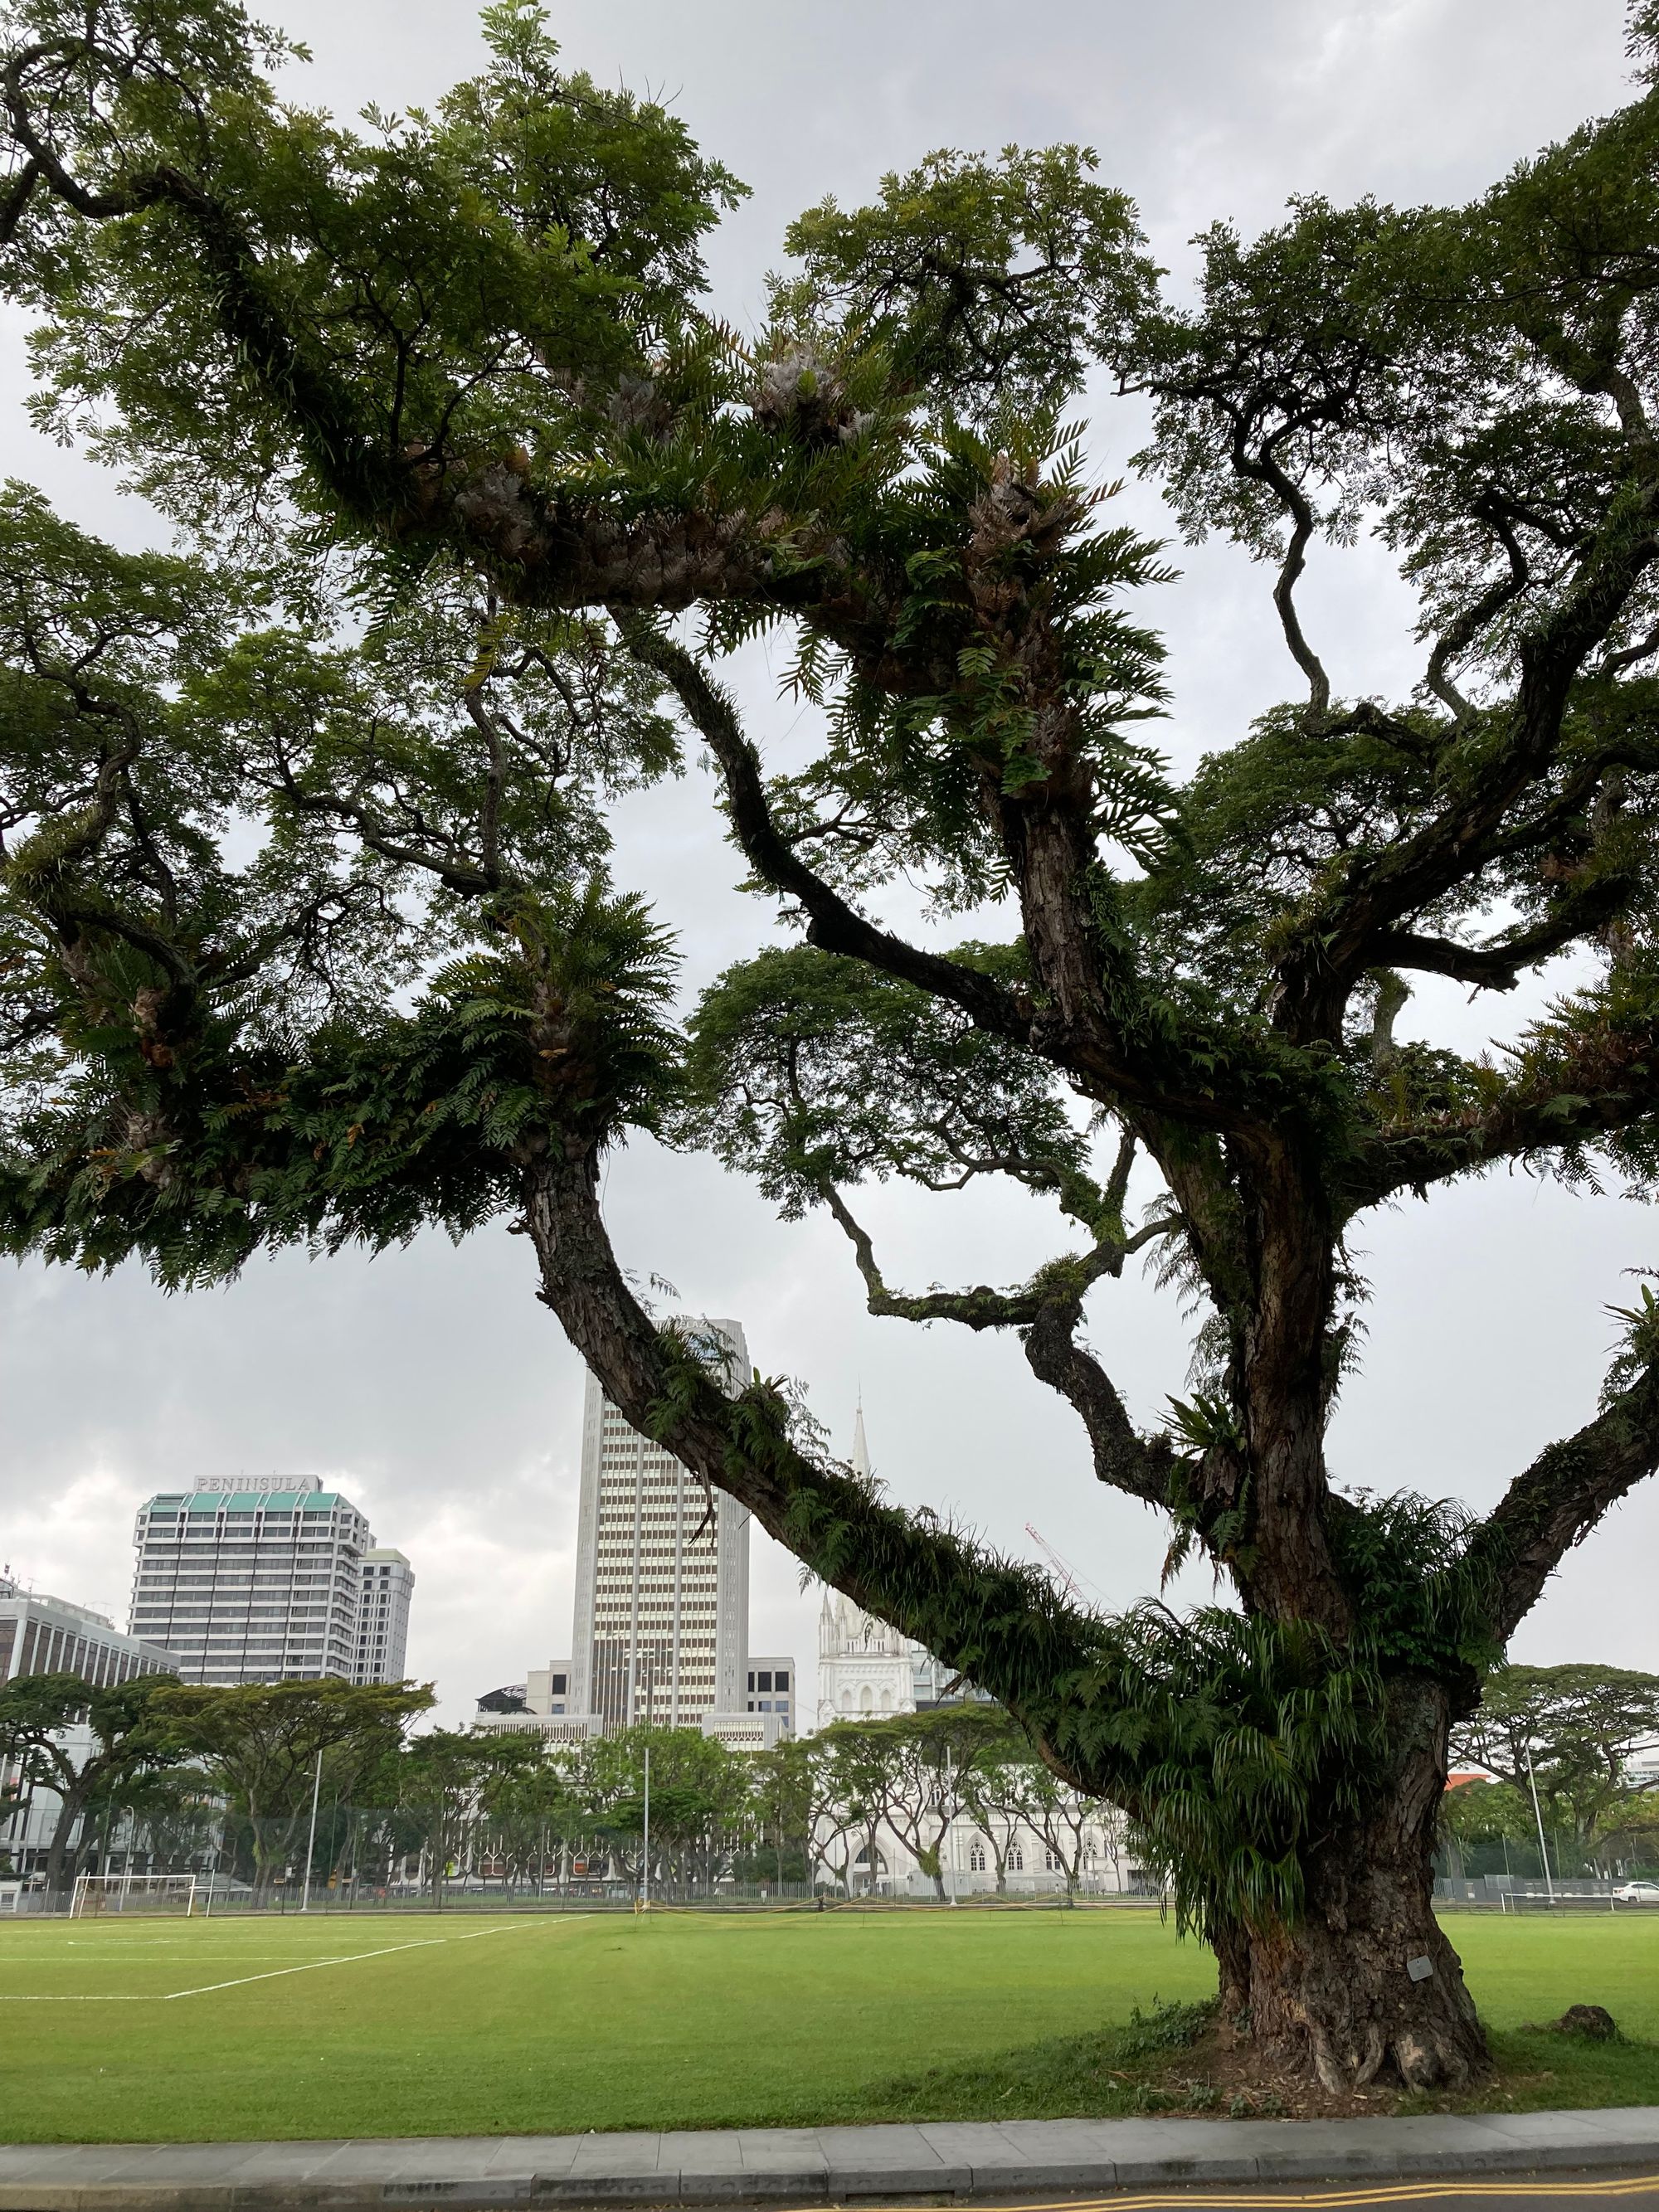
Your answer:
[129,1475,410,1687]
[353,1548,415,1684]
[568,1320,751,1731]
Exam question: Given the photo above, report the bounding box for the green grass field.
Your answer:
[2,1907,1656,2143]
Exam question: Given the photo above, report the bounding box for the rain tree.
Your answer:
[0,1670,183,1894]
[7,0,1659,2088]
[1452,1663,1659,1849]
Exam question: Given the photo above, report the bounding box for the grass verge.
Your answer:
[851,2002,1659,2126]
[0,1905,1654,2140]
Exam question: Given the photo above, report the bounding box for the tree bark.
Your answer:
[1218,1686,1489,2092]
[43,1790,83,1900]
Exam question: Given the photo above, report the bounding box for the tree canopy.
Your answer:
[7,0,1659,2090]
[1452,1661,1659,1846]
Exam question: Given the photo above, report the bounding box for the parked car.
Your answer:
[1613,1880,1659,1903]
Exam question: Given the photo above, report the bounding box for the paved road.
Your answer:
[933,2184,1659,2211]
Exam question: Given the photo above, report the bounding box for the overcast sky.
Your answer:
[3,0,1654,1725]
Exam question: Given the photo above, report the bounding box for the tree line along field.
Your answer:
[1,1910,1656,2144]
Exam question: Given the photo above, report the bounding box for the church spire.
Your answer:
[851,1400,871,1480]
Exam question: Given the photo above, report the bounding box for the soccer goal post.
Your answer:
[70,1872,198,1917]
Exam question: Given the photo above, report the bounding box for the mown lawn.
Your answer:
[0,1904,1653,2142]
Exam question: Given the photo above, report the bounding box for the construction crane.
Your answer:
[1024,1523,1084,1602]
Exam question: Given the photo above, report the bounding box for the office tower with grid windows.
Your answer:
[567,1320,750,1732]
[353,1548,415,1684]
[127,1475,401,1686]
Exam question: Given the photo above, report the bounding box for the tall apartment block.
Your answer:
[568,1320,751,1731]
[128,1475,411,1686]
[353,1548,414,1685]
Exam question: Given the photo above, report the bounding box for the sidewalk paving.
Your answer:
[2,2108,1658,2210]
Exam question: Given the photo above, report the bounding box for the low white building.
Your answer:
[820,1801,1146,1899]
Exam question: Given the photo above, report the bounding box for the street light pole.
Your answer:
[300,1748,324,1913]
[642,1744,651,1913]
[1525,1742,1556,1903]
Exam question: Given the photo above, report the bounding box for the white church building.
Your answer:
[810,1411,1146,1899]
[814,1407,964,1728]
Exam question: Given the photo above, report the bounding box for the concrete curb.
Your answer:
[2,2109,1657,2210]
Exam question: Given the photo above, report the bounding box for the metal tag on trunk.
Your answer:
[1407,1953,1434,1981]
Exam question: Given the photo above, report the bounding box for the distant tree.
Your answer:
[1452,1664,1659,1850]
[811,1722,907,1895]
[1592,1791,1659,1874]
[743,1737,815,1890]
[0,1671,182,1897]
[114,1765,221,1873]
[581,1724,743,1895]
[155,1680,431,1898]
[11,0,1659,2090]
[872,1706,1010,1899]
[474,1736,583,1888]
[385,1728,492,1901]
[795,1733,868,1894]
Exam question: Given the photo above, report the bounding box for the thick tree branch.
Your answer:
[1023,1290,1179,1508]
[1370,877,1632,993]
[517,1139,1128,1754]
[1234,438,1331,717]
[820,1180,1050,1329]
[819,1179,1177,1505]
[1272,472,1659,1039]
[1423,508,1530,722]
[618,619,1034,1045]
[1466,1358,1659,1642]
[1344,1014,1659,1213]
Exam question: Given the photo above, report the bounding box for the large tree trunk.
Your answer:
[43,1784,88,1900]
[1216,1685,1489,2093]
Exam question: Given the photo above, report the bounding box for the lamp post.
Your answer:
[299,1748,324,1913]
[1525,1742,1556,1903]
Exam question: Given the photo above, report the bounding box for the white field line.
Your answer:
[0,1918,555,2001]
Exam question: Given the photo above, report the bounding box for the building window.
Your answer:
[757,1671,771,1691]
[969,1842,986,1874]
[774,1670,788,1690]
[1045,1847,1063,1873]
[1008,1845,1024,1872]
